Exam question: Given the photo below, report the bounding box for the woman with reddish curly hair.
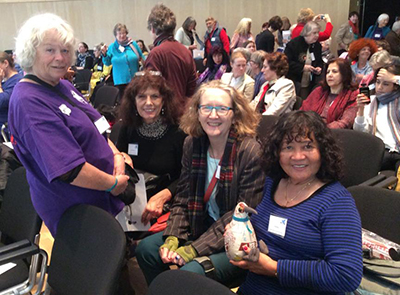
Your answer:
[348,38,378,83]
[301,58,358,129]
[251,52,296,116]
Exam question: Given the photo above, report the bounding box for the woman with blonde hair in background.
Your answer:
[230,18,254,50]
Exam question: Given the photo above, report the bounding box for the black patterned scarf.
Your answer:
[187,128,238,239]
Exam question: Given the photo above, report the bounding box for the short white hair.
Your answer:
[377,13,389,24]
[392,21,400,33]
[300,21,320,37]
[369,50,392,69]
[15,13,76,72]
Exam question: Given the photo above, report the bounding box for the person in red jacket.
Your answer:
[291,8,333,42]
[204,17,230,56]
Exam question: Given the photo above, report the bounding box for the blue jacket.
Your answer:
[102,40,144,85]
[364,25,390,39]
[0,72,23,125]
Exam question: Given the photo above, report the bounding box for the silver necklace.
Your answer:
[285,177,316,207]
[137,117,168,140]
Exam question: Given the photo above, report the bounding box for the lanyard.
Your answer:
[203,162,220,204]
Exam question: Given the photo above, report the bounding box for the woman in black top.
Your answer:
[117,71,186,224]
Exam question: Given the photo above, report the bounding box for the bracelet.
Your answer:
[105,178,118,192]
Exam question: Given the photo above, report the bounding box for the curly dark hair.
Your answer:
[147,3,176,36]
[118,71,180,127]
[261,110,344,182]
[320,58,358,91]
[265,52,289,77]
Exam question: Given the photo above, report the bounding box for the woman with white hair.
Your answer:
[285,21,323,99]
[365,13,390,40]
[230,18,255,50]
[9,13,129,237]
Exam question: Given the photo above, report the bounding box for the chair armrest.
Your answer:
[0,239,30,256]
[0,244,39,265]
[359,174,386,186]
[373,176,398,189]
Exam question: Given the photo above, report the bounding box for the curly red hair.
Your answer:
[348,38,378,61]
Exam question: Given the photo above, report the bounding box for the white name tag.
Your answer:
[128,143,139,156]
[94,116,110,134]
[59,104,71,116]
[211,37,216,42]
[310,52,315,61]
[268,215,287,238]
[374,33,381,39]
[216,165,221,179]
[369,83,375,90]
[119,45,125,52]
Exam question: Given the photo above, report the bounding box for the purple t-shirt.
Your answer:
[8,79,124,236]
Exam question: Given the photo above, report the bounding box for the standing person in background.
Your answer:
[145,3,197,118]
[221,50,255,101]
[365,13,390,40]
[75,42,93,70]
[175,17,204,51]
[336,11,360,56]
[277,17,292,51]
[285,21,323,99]
[0,52,23,127]
[230,18,254,51]
[90,43,112,95]
[255,22,269,45]
[101,23,144,97]
[385,21,400,57]
[204,17,230,57]
[291,8,333,42]
[249,50,267,98]
[256,16,283,53]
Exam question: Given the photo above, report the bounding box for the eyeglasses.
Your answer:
[198,105,233,116]
[134,71,162,77]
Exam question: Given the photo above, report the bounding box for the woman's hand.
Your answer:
[141,189,172,224]
[377,68,397,84]
[110,174,129,196]
[303,65,315,72]
[0,68,5,81]
[159,236,179,264]
[188,44,197,51]
[101,44,108,55]
[356,93,369,116]
[313,67,322,75]
[230,246,278,277]
[122,152,133,168]
[113,153,125,176]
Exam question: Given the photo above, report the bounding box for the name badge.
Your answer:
[216,165,221,179]
[128,143,139,156]
[119,45,125,52]
[211,37,216,42]
[59,104,71,116]
[369,83,375,90]
[97,65,103,71]
[374,33,381,39]
[310,52,315,61]
[94,116,110,135]
[268,215,287,238]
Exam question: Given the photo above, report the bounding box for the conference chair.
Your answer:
[93,85,120,109]
[0,167,46,295]
[74,69,92,93]
[43,204,126,295]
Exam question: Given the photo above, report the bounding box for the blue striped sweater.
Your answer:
[239,177,363,295]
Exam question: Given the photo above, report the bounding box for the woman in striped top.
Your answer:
[231,110,363,295]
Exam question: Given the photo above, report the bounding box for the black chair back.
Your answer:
[74,69,92,92]
[332,129,385,188]
[348,186,400,244]
[147,270,234,295]
[47,204,126,295]
[0,167,41,244]
[93,85,120,109]
[109,120,123,146]
[293,96,303,110]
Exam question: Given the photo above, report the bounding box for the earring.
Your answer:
[135,110,139,116]
[161,108,165,115]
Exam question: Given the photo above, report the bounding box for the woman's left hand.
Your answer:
[230,246,278,276]
[313,67,322,75]
[141,189,172,224]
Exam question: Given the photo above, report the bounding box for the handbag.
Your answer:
[117,164,139,205]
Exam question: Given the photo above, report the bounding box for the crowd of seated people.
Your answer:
[5,4,400,295]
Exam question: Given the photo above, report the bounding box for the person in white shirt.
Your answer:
[354,65,400,171]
